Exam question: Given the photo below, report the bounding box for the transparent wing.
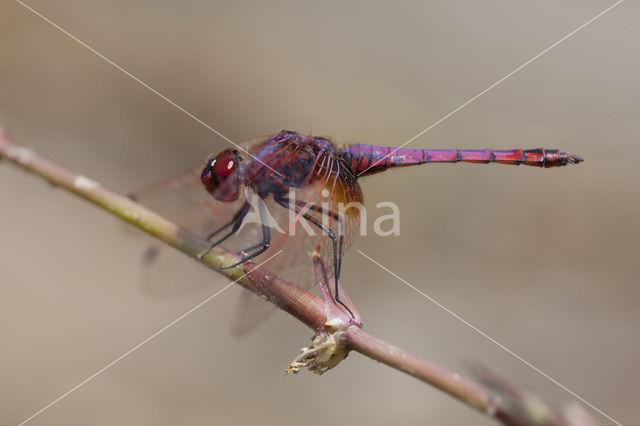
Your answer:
[129,166,237,236]
[126,165,289,335]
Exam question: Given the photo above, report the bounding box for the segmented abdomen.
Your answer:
[342,144,583,177]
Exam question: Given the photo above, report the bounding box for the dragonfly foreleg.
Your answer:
[205,190,255,241]
[197,201,251,259]
[276,197,353,319]
[221,197,271,269]
[205,216,236,241]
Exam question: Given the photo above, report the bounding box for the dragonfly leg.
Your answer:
[205,219,235,241]
[277,197,354,319]
[292,201,345,281]
[204,217,236,242]
[205,190,254,241]
[197,201,251,259]
[221,197,271,269]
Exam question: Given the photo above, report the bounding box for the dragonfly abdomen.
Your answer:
[342,144,583,177]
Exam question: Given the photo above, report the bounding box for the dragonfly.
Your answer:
[134,130,583,321]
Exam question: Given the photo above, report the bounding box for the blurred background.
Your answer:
[1,1,638,425]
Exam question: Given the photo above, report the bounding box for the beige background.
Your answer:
[1,1,638,425]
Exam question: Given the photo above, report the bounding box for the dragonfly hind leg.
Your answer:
[294,201,345,278]
[221,197,271,269]
[276,197,353,319]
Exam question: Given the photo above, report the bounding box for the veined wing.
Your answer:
[127,164,282,334]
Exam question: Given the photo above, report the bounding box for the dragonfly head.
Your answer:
[201,149,241,202]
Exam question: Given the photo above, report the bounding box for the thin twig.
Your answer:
[0,128,596,425]
[344,327,491,412]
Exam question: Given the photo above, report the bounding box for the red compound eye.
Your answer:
[201,149,240,202]
[212,151,237,179]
